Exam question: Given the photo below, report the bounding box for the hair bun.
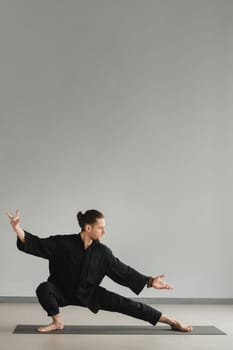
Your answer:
[77,211,84,225]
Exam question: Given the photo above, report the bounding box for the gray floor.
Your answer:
[1,303,233,350]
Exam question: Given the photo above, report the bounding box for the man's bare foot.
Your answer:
[37,321,64,333]
[170,319,193,332]
[159,314,192,332]
[37,314,64,333]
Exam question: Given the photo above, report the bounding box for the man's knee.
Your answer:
[36,281,51,297]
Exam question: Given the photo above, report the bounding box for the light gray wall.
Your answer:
[1,0,233,298]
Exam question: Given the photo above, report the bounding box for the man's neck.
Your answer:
[80,231,93,250]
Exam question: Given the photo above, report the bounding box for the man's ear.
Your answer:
[86,224,91,232]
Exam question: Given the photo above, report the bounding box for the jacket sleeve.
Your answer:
[104,246,149,295]
[16,230,59,260]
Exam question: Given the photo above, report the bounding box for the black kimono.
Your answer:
[17,230,162,326]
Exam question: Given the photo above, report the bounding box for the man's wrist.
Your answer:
[15,227,25,243]
[147,276,153,288]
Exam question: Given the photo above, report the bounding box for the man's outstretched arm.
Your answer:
[6,209,58,260]
[104,246,148,294]
[104,246,173,295]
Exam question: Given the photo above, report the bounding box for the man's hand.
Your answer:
[152,274,173,290]
[6,209,25,242]
[7,209,20,230]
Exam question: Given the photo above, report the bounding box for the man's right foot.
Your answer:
[159,314,192,332]
[170,319,193,332]
[37,321,64,333]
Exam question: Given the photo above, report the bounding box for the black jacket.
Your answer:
[17,230,149,313]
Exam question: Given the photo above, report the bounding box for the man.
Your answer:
[7,209,192,333]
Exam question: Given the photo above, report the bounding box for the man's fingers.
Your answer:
[16,209,20,217]
[161,286,172,290]
[159,282,173,290]
[6,212,14,219]
[165,284,173,290]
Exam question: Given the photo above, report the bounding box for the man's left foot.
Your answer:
[170,319,193,332]
[37,321,64,333]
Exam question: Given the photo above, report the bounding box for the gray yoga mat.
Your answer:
[13,325,226,335]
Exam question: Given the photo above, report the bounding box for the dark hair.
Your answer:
[77,209,104,231]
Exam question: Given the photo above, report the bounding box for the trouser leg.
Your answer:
[98,288,162,326]
[36,281,66,317]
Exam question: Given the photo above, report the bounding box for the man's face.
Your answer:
[86,218,106,240]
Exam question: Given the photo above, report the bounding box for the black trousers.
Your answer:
[36,281,162,326]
